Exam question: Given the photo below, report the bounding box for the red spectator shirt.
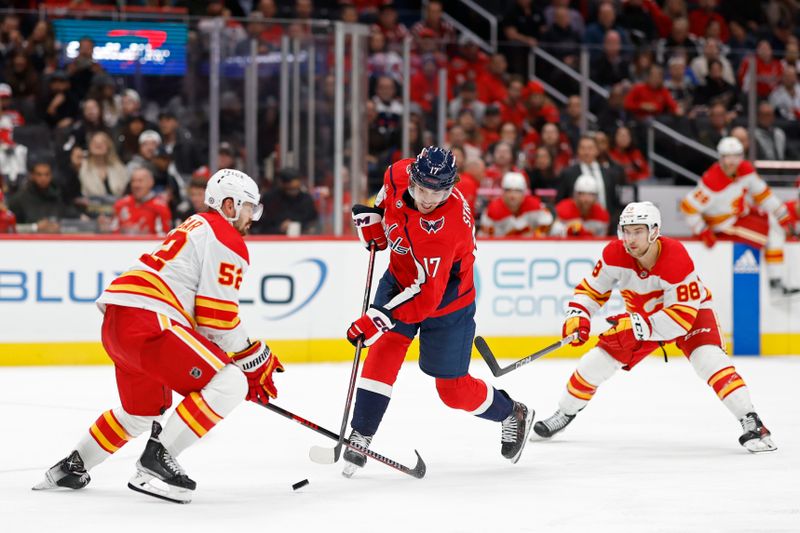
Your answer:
[114,194,172,236]
[738,56,783,99]
[623,83,679,118]
[525,103,561,129]
[476,71,508,104]
[456,172,479,213]
[555,197,610,236]
[688,10,729,42]
[0,206,15,233]
[608,147,652,183]
[448,51,490,87]
[410,71,452,113]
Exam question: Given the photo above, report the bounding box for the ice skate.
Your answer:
[128,422,196,504]
[32,450,90,491]
[500,401,535,463]
[769,279,800,300]
[533,409,575,439]
[342,429,373,478]
[738,412,777,453]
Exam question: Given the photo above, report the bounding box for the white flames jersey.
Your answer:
[680,160,783,234]
[97,211,250,353]
[570,238,712,342]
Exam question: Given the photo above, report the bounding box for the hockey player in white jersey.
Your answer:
[680,136,796,297]
[534,202,776,453]
[33,169,285,503]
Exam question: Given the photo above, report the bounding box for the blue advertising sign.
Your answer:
[732,243,760,355]
[53,19,187,75]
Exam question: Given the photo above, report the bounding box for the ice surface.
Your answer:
[2,356,798,533]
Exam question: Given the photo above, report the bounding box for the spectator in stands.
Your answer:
[628,47,656,83]
[624,64,681,119]
[0,13,22,57]
[527,145,559,191]
[539,122,572,176]
[410,54,450,114]
[477,54,509,104]
[554,175,610,237]
[24,19,56,73]
[127,130,161,175]
[656,16,700,64]
[79,131,128,203]
[449,36,490,87]
[738,40,783,99]
[653,0,688,39]
[4,49,38,101]
[597,82,631,134]
[63,98,109,155]
[781,40,800,72]
[689,0,728,43]
[367,30,403,84]
[448,81,486,124]
[0,116,27,194]
[446,124,481,164]
[411,0,455,47]
[592,30,631,89]
[152,147,187,215]
[88,74,121,129]
[690,38,735,85]
[618,0,657,45]
[116,115,147,164]
[119,89,143,125]
[608,125,651,183]
[730,126,750,154]
[693,59,739,110]
[220,91,244,148]
[367,99,393,178]
[584,1,631,57]
[485,141,526,189]
[480,104,503,152]
[372,75,402,144]
[8,160,75,232]
[664,55,695,112]
[113,166,171,236]
[500,0,543,76]
[158,110,202,177]
[66,37,103,99]
[541,4,582,68]
[454,147,479,213]
[217,141,240,171]
[557,134,624,231]
[560,95,596,151]
[726,20,757,73]
[544,0,585,37]
[479,171,553,238]
[719,0,763,34]
[253,167,318,235]
[769,65,800,121]
[0,83,23,127]
[523,81,560,131]
[499,76,527,129]
[175,179,208,224]
[695,102,733,149]
[235,12,270,56]
[754,102,794,161]
[0,188,15,233]
[371,5,408,50]
[38,70,79,129]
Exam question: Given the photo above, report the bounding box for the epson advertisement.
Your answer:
[54,20,187,75]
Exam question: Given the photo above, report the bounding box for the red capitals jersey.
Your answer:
[374,158,476,323]
[114,194,172,236]
[481,195,553,237]
[555,198,610,236]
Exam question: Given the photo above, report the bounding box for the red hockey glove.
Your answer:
[231,341,284,404]
[698,227,716,248]
[562,305,591,346]
[599,313,649,353]
[352,204,388,251]
[347,305,394,347]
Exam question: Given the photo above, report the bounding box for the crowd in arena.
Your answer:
[0,0,798,238]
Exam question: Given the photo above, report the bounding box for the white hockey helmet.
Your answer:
[501,171,528,191]
[205,168,263,222]
[573,174,599,195]
[717,136,744,157]
[617,201,661,243]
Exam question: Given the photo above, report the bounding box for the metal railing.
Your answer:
[433,0,498,53]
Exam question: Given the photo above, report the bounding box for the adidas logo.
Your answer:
[733,249,760,274]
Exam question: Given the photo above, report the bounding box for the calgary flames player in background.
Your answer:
[34,169,284,504]
[534,202,776,453]
[680,136,797,298]
[343,147,534,477]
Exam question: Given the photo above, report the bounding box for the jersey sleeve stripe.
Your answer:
[679,198,699,215]
[752,188,771,204]
[105,270,196,327]
[196,315,241,330]
[195,295,240,329]
[574,280,611,306]
[195,295,239,312]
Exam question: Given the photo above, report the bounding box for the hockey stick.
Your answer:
[309,242,377,464]
[475,333,579,377]
[261,402,426,479]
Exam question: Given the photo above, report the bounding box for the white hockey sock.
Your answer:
[689,345,754,420]
[76,407,158,470]
[159,364,247,457]
[558,347,622,416]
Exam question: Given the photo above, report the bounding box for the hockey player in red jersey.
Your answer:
[680,136,796,297]
[34,169,284,503]
[553,175,610,237]
[479,171,553,237]
[534,202,776,453]
[784,180,800,237]
[343,146,535,476]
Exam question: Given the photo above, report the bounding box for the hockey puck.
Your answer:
[292,479,309,491]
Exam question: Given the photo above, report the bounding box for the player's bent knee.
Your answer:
[435,375,487,411]
[115,408,159,437]
[688,344,730,381]
[577,347,623,384]
[206,364,248,404]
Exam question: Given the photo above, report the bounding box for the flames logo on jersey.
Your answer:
[386,223,409,255]
[620,289,664,315]
[419,216,445,234]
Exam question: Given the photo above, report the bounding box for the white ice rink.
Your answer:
[1,356,798,533]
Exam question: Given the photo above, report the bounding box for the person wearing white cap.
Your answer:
[125,130,162,175]
[0,82,24,128]
[479,171,553,237]
[553,174,610,237]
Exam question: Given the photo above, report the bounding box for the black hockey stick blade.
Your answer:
[261,402,426,479]
[475,333,578,377]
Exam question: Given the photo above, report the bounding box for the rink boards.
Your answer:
[0,236,798,364]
